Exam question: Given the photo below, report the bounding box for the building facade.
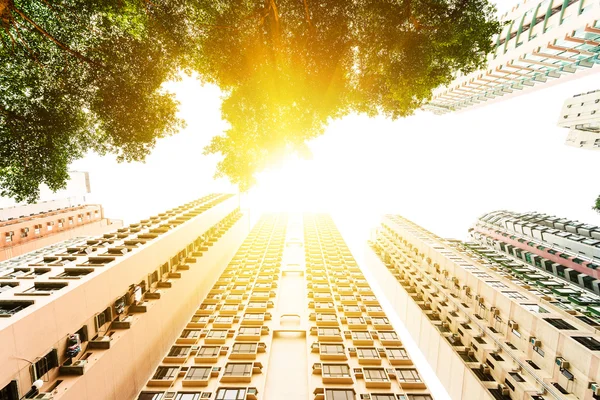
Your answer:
[135,213,436,400]
[0,193,247,400]
[422,0,600,115]
[368,214,600,400]
[0,171,121,261]
[471,210,600,294]
[558,89,600,149]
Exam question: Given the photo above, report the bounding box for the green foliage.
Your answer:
[594,195,600,213]
[200,0,502,190]
[0,0,188,202]
[1,0,501,199]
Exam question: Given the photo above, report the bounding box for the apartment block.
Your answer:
[135,213,435,400]
[367,214,600,400]
[0,171,121,261]
[558,89,600,149]
[422,0,600,115]
[471,210,600,294]
[0,193,247,400]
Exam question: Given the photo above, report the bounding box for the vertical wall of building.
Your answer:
[423,0,600,114]
[368,214,600,400]
[135,213,437,400]
[0,194,246,400]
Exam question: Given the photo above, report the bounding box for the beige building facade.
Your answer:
[368,214,600,400]
[136,213,436,400]
[0,193,246,400]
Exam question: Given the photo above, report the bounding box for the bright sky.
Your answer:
[68,2,600,396]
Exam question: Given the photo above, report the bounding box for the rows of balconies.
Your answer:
[303,214,434,400]
[137,214,289,400]
[375,220,599,400]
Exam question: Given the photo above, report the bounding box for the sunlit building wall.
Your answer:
[558,89,600,149]
[423,0,600,115]
[367,214,600,400]
[135,213,436,400]
[0,193,246,400]
[472,210,600,294]
[0,171,121,261]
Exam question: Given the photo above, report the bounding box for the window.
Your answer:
[397,368,421,382]
[223,363,252,377]
[325,389,355,400]
[137,393,164,400]
[54,268,93,278]
[231,343,257,354]
[0,282,18,294]
[180,330,202,339]
[386,348,409,360]
[487,281,508,289]
[238,327,261,335]
[175,394,202,400]
[215,388,247,400]
[372,395,395,400]
[503,291,528,300]
[184,367,211,381]
[215,316,234,324]
[167,346,191,357]
[407,396,433,400]
[352,331,371,340]
[32,348,58,378]
[521,304,548,313]
[152,366,178,380]
[318,313,337,321]
[323,364,351,378]
[378,331,399,340]
[357,348,379,358]
[197,346,220,357]
[572,336,600,351]
[206,330,228,339]
[371,317,390,325]
[543,318,576,330]
[347,317,365,325]
[190,315,209,324]
[20,282,67,296]
[364,368,388,382]
[318,327,341,336]
[321,344,344,355]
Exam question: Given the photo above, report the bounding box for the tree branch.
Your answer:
[11,5,97,65]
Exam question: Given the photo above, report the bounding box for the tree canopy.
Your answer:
[1,0,501,199]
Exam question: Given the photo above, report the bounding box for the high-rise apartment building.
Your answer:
[0,171,121,261]
[135,213,436,400]
[0,205,436,400]
[367,214,600,400]
[557,89,600,149]
[0,193,246,400]
[471,210,600,295]
[422,0,600,115]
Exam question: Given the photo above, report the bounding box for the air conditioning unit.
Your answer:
[530,337,541,347]
[508,320,518,330]
[200,394,212,399]
[163,393,176,400]
[481,364,491,375]
[498,384,509,396]
[492,308,500,317]
[590,382,600,396]
[556,357,569,369]
[360,395,371,400]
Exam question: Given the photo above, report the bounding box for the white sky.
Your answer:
[68,3,600,396]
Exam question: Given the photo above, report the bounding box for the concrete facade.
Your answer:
[135,213,436,400]
[558,89,600,149]
[368,214,600,400]
[423,0,600,115]
[0,193,246,400]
